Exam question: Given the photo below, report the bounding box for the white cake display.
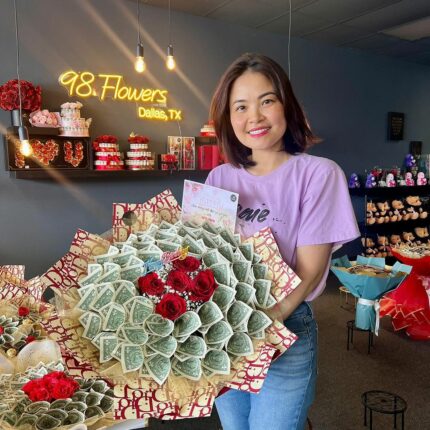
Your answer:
[59,101,92,137]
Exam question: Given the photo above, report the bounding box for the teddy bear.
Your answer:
[391,200,404,210]
[390,234,401,246]
[414,227,429,239]
[377,235,389,257]
[417,172,427,186]
[402,231,415,243]
[386,172,396,187]
[406,207,419,220]
[405,172,415,186]
[406,196,422,206]
[419,207,428,219]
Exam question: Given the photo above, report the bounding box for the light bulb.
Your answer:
[135,56,146,73]
[20,139,32,157]
[18,125,32,156]
[166,44,176,70]
[135,43,145,73]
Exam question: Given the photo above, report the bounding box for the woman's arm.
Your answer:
[268,243,332,321]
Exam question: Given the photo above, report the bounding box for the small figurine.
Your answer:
[417,171,427,186]
[365,173,376,188]
[386,173,396,187]
[348,173,361,188]
[405,153,417,168]
[405,172,415,186]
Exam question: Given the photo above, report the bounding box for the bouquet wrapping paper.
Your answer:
[380,246,430,340]
[41,190,300,424]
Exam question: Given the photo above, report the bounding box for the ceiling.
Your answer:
[141,0,430,66]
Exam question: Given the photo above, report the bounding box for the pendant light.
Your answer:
[13,0,32,157]
[134,0,146,73]
[166,0,176,70]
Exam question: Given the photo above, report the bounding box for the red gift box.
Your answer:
[198,145,221,170]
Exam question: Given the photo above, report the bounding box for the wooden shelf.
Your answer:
[349,185,430,197]
[10,169,210,180]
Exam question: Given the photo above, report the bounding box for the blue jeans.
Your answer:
[215,302,318,430]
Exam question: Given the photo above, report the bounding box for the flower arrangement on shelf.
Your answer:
[0,79,41,112]
[92,134,118,151]
[128,133,149,144]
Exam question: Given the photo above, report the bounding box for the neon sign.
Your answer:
[58,70,182,122]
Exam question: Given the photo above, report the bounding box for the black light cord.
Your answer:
[13,0,23,127]
[137,0,141,45]
[168,0,171,46]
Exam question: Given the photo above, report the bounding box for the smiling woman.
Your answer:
[206,53,360,430]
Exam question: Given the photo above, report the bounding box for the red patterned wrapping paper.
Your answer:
[42,190,300,425]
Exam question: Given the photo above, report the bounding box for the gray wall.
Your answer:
[1,0,429,277]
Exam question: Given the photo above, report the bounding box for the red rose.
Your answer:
[155,293,187,320]
[18,306,30,317]
[28,387,51,402]
[51,379,79,400]
[138,273,165,296]
[189,269,217,302]
[166,270,191,292]
[0,327,4,335]
[26,335,36,344]
[22,379,39,396]
[173,256,201,272]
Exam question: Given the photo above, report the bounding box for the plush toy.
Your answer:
[366,211,376,225]
[397,173,406,186]
[348,173,361,188]
[419,207,428,219]
[390,234,401,246]
[406,196,422,206]
[386,173,396,187]
[377,234,389,255]
[405,172,415,186]
[391,199,404,210]
[414,227,429,239]
[402,231,415,243]
[406,207,419,220]
[367,201,377,212]
[417,172,427,186]
[405,153,416,168]
[365,173,377,188]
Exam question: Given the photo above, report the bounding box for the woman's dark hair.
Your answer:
[210,53,320,167]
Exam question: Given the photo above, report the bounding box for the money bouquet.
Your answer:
[42,190,300,423]
[0,266,60,374]
[0,362,115,430]
[380,244,430,340]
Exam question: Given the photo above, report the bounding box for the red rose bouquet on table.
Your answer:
[0,363,116,429]
[0,79,42,111]
[41,190,301,425]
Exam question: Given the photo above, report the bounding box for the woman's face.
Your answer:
[229,71,287,153]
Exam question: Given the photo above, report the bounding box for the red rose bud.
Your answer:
[166,270,191,293]
[155,293,187,321]
[26,335,36,344]
[138,273,165,296]
[18,306,30,317]
[173,256,201,272]
[189,269,217,302]
[0,327,4,335]
[52,379,79,399]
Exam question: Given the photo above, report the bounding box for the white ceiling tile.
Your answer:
[344,33,401,51]
[297,0,401,26]
[345,0,430,32]
[143,0,234,16]
[206,0,289,27]
[302,24,370,45]
[259,11,331,36]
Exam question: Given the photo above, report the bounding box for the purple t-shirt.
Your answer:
[205,153,360,301]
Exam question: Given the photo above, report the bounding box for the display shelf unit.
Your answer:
[9,169,210,180]
[351,185,430,260]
